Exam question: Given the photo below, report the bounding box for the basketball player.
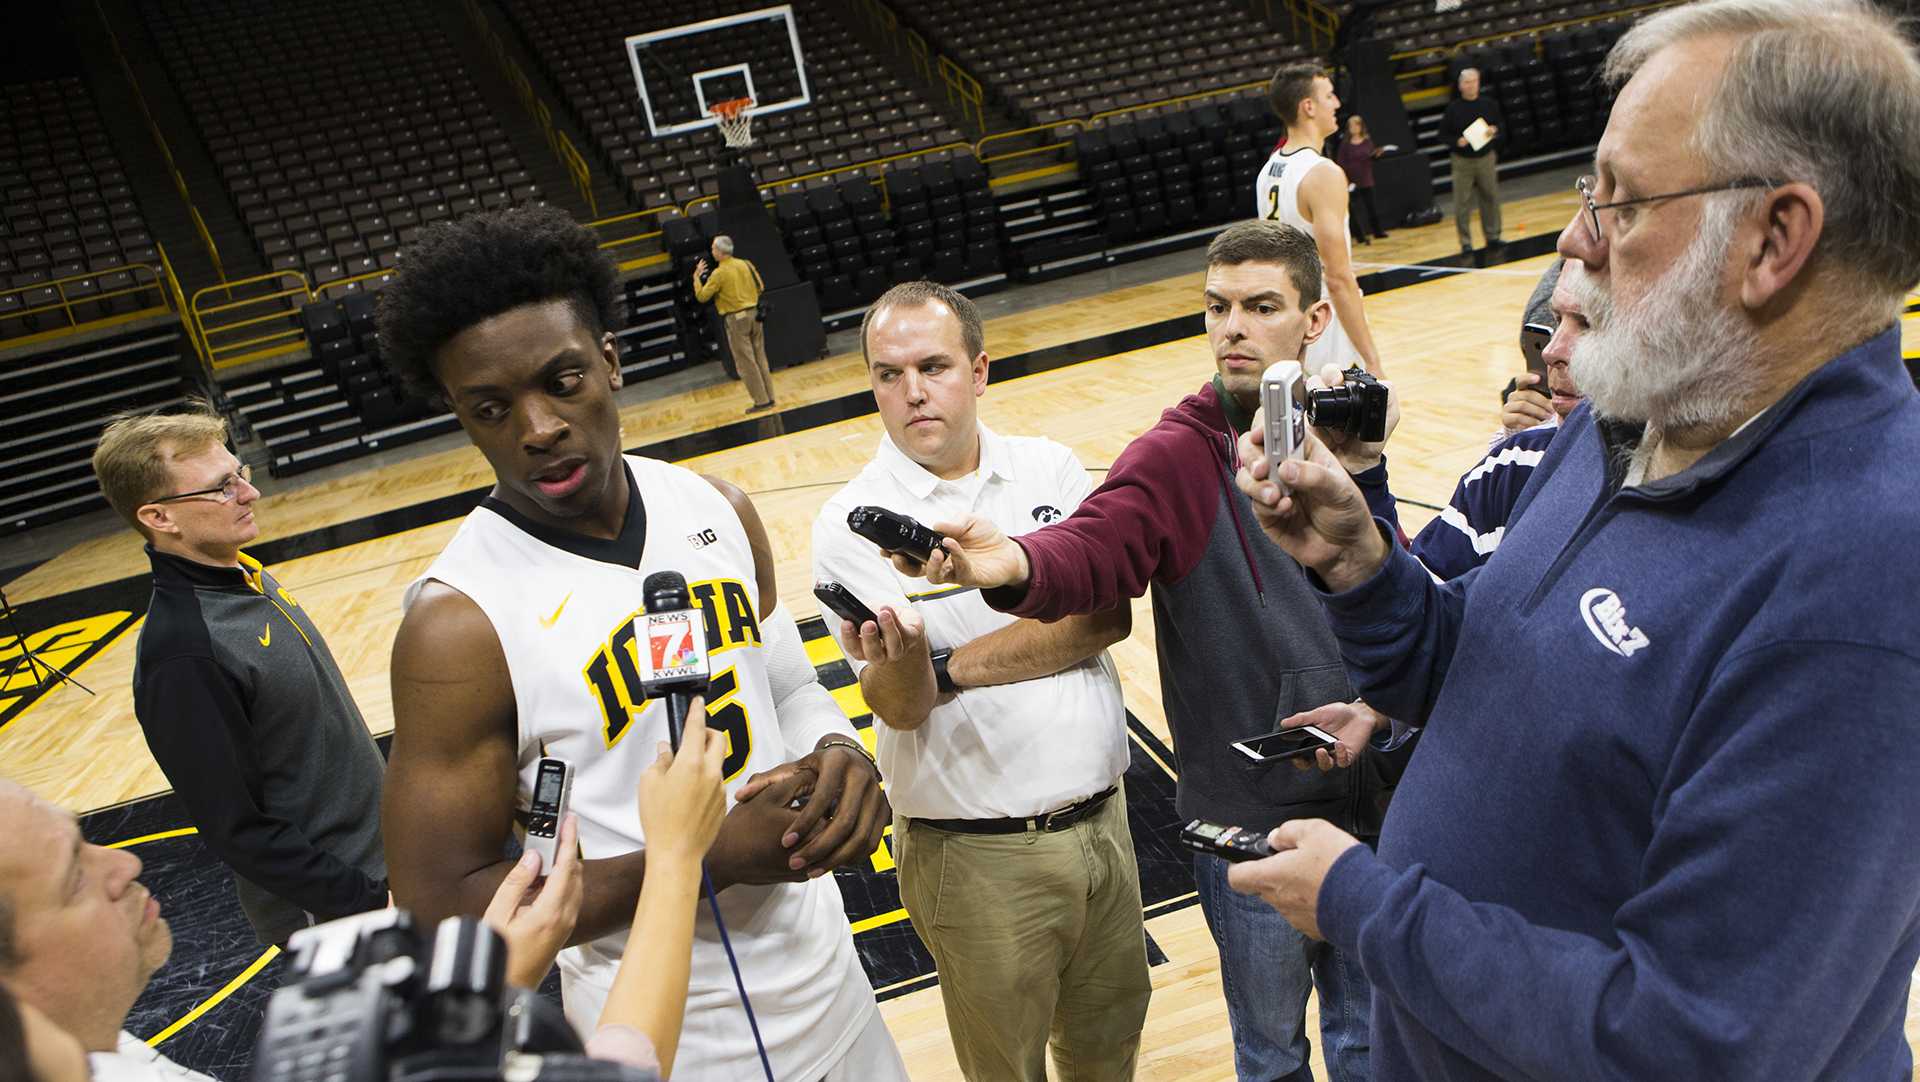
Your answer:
[1256,62,1386,377]
[374,206,907,1082]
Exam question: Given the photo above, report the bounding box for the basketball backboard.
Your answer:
[625,5,811,138]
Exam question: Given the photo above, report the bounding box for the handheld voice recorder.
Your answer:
[1179,819,1277,863]
[814,581,880,628]
[847,505,946,563]
[1260,361,1308,492]
[524,757,573,871]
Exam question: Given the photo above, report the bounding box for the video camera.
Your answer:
[251,909,652,1082]
[1305,366,1390,442]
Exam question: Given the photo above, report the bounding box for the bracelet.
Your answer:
[818,737,879,774]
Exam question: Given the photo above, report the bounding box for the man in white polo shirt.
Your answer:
[811,281,1148,1081]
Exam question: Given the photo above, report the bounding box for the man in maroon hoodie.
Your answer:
[882,220,1405,1082]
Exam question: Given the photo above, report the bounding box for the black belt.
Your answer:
[913,786,1117,836]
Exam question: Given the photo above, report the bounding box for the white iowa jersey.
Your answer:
[1254,144,1362,371]
[405,455,873,1082]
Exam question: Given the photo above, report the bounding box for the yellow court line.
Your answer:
[145,946,280,1047]
[849,907,911,935]
[107,827,198,849]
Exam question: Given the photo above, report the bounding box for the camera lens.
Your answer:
[1305,385,1362,436]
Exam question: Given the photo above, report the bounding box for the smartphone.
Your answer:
[1230,724,1338,763]
[814,582,879,628]
[1178,819,1276,863]
[847,505,946,563]
[524,757,573,871]
[1519,321,1552,384]
[1260,361,1308,492]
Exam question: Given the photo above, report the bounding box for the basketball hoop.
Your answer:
[710,97,756,148]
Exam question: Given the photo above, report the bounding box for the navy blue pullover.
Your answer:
[1314,327,1920,1080]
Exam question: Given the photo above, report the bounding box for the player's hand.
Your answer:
[482,812,582,988]
[1225,819,1361,941]
[1279,700,1389,773]
[1310,363,1399,473]
[1236,413,1388,592]
[886,514,1030,589]
[637,697,727,871]
[778,736,890,877]
[706,770,814,889]
[1456,136,1468,147]
[1501,375,1553,432]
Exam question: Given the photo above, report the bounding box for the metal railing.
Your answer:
[936,56,986,132]
[464,0,597,214]
[586,206,679,270]
[976,78,1268,178]
[190,272,313,370]
[1261,0,1340,52]
[93,0,225,282]
[155,243,216,385]
[0,263,170,347]
[681,141,976,217]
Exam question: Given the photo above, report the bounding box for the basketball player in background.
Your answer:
[373,206,907,1082]
[1257,62,1387,376]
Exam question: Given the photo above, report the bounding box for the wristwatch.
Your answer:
[929,649,957,694]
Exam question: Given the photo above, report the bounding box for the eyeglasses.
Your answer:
[149,464,253,505]
[1574,174,1777,244]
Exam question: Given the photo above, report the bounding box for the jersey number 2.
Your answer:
[1265,186,1282,221]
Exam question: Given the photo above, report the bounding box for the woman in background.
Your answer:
[1336,114,1390,244]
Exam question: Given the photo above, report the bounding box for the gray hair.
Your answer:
[712,234,734,256]
[1456,66,1480,85]
[1605,0,1920,310]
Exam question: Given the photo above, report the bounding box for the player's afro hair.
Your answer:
[375,205,619,403]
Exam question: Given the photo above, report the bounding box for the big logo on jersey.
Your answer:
[581,577,763,772]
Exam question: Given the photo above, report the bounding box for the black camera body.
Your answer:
[1305,366,1390,442]
[252,909,644,1082]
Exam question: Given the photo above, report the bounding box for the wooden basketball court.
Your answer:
[5,188,1917,1079]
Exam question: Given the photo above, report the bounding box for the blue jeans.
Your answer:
[1194,852,1372,1082]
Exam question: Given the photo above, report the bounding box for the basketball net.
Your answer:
[711,97,755,148]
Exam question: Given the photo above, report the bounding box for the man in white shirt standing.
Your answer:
[0,780,216,1082]
[812,281,1149,1081]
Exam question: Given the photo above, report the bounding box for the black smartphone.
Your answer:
[847,505,945,563]
[1229,724,1338,763]
[1178,819,1276,863]
[1519,321,1553,384]
[813,582,879,628]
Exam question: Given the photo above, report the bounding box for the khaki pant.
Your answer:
[723,309,774,407]
[1450,151,1503,250]
[895,789,1151,1082]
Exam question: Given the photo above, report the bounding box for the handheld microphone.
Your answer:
[636,571,710,750]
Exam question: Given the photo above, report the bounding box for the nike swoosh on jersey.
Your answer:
[258,624,271,647]
[540,593,573,628]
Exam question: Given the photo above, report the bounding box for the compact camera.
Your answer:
[1305,366,1390,442]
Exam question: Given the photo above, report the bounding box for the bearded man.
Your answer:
[1207,1,1920,1079]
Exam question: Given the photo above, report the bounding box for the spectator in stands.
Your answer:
[867,221,1404,1082]
[89,405,388,949]
[1258,62,1388,376]
[1441,68,1502,254]
[1409,258,1587,581]
[0,984,89,1082]
[1336,115,1390,245]
[1224,2,1920,1077]
[0,779,216,1082]
[693,235,775,414]
[814,281,1149,1081]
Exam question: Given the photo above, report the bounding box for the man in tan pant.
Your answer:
[693,234,775,413]
[812,281,1150,1081]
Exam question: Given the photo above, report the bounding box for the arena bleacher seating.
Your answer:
[141,0,543,292]
[500,0,969,214]
[891,0,1306,128]
[1,77,164,343]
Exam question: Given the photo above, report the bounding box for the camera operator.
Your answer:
[1221,2,1920,1077]
[868,220,1404,1082]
